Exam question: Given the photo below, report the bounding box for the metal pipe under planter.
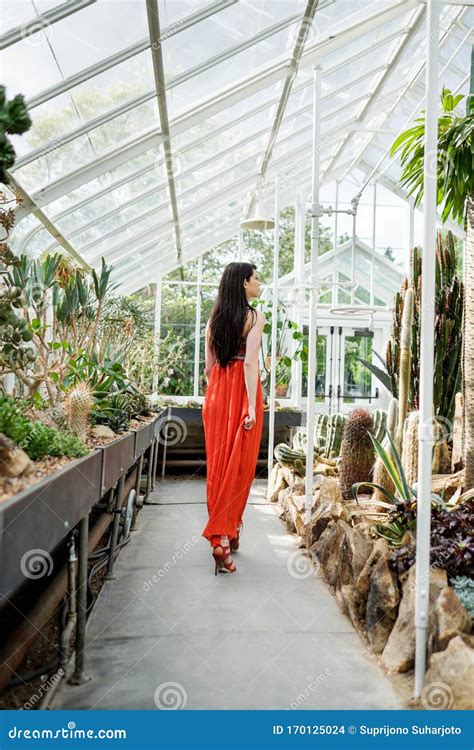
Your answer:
[144,441,155,503]
[68,514,91,686]
[0,466,139,692]
[130,454,144,531]
[151,437,159,490]
[105,475,126,581]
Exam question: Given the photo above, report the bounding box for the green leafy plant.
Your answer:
[0,396,88,460]
[451,576,474,618]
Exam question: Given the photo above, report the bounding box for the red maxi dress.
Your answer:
[202,336,264,546]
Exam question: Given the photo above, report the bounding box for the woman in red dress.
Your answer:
[202,262,265,574]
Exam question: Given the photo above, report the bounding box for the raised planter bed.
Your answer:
[156,406,302,473]
[0,414,163,607]
[0,450,102,603]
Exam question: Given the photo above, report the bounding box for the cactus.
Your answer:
[294,458,305,477]
[292,429,307,452]
[401,410,451,485]
[274,443,307,466]
[339,409,375,501]
[324,413,345,457]
[372,398,398,502]
[401,411,419,487]
[372,409,387,443]
[451,392,463,473]
[314,413,329,451]
[396,287,414,453]
[65,382,93,441]
[386,235,463,423]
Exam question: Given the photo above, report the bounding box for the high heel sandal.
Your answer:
[230,522,243,552]
[212,537,236,575]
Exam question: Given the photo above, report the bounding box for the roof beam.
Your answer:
[22,0,238,109]
[146,0,182,267]
[19,0,417,209]
[0,0,95,49]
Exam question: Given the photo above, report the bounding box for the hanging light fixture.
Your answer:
[240,187,275,230]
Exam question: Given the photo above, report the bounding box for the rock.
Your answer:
[318,477,343,505]
[451,392,463,473]
[431,471,464,501]
[314,521,346,587]
[0,433,34,477]
[423,636,474,710]
[429,587,472,654]
[267,463,287,501]
[336,584,360,628]
[337,522,373,589]
[355,538,390,609]
[305,500,347,547]
[90,424,116,439]
[382,565,448,672]
[366,554,400,653]
[314,519,372,591]
[280,465,298,488]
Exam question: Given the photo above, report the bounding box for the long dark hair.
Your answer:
[208,262,258,367]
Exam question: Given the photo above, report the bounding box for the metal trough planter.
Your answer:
[0,450,102,603]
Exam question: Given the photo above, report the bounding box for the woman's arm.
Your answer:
[204,320,217,382]
[243,310,265,430]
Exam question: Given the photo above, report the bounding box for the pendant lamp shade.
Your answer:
[240,201,275,230]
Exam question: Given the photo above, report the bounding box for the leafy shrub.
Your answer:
[0,396,88,460]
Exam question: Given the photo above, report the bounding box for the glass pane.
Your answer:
[343,333,373,403]
[302,334,327,401]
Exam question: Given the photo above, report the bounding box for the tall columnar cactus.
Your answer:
[314,413,329,451]
[324,413,345,458]
[339,409,375,501]
[372,409,387,443]
[452,392,464,473]
[401,410,450,485]
[395,287,414,453]
[386,234,463,423]
[401,411,419,487]
[65,382,94,441]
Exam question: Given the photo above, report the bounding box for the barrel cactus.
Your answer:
[339,409,375,501]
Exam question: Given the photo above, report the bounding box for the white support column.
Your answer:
[292,196,305,409]
[370,182,377,306]
[153,273,163,397]
[334,180,339,250]
[267,178,280,480]
[305,64,322,525]
[193,254,203,398]
[414,0,440,699]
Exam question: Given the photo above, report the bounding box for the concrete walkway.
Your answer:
[52,478,401,710]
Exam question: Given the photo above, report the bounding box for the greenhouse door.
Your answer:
[316,325,383,414]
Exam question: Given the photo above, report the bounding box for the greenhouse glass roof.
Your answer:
[3,0,473,293]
